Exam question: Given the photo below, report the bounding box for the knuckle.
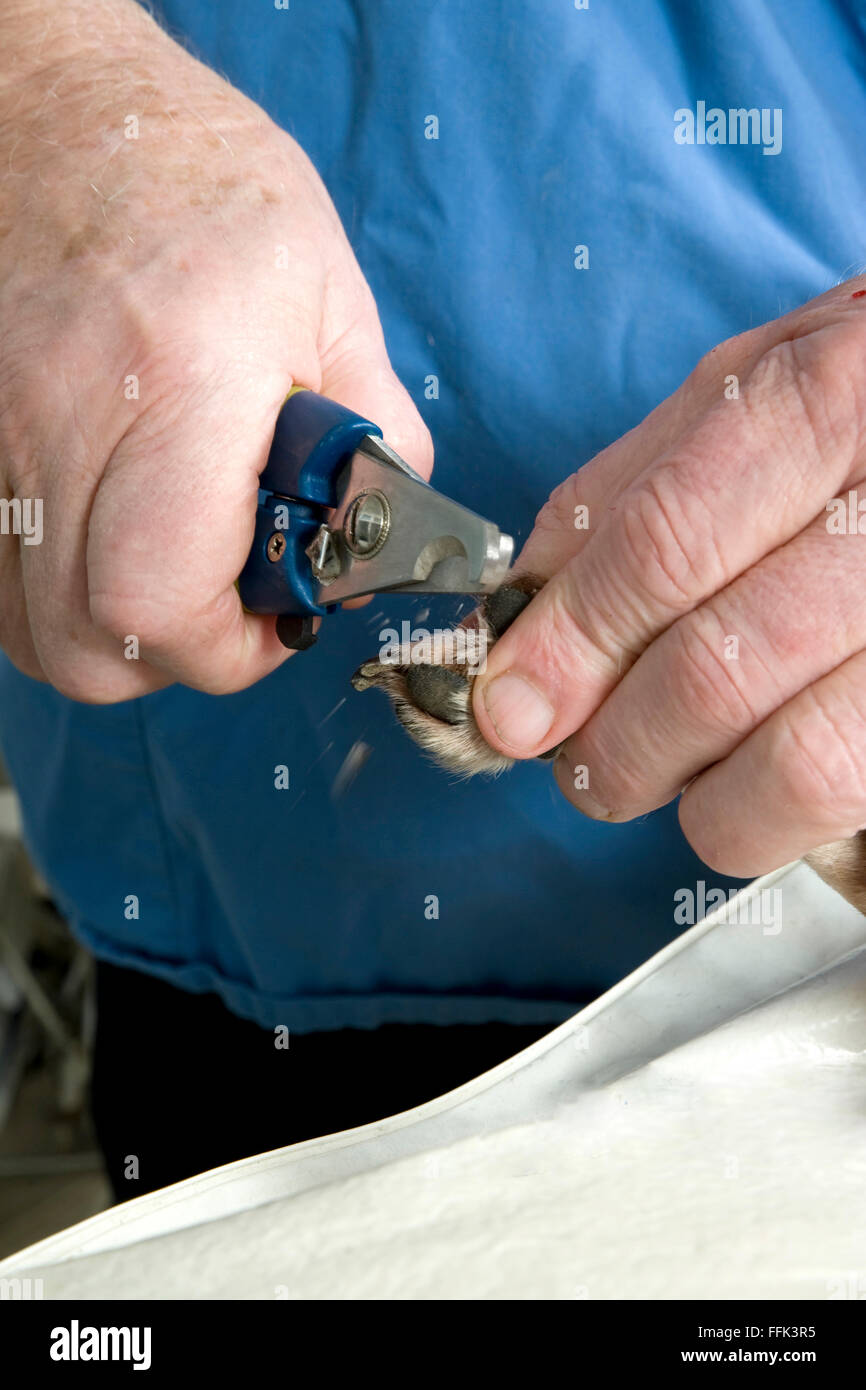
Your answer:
[687,325,763,400]
[192,667,244,697]
[749,335,861,467]
[88,591,135,641]
[538,474,582,529]
[773,694,866,826]
[617,468,708,612]
[522,475,589,576]
[89,590,174,649]
[543,573,598,670]
[669,613,761,738]
[817,319,866,442]
[52,675,98,703]
[38,657,114,704]
[0,637,43,683]
[0,597,42,682]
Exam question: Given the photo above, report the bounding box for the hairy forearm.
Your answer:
[0,0,166,86]
[0,0,271,182]
[0,0,293,283]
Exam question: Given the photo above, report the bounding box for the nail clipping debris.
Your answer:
[331,740,372,799]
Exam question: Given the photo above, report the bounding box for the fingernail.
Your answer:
[482,672,555,750]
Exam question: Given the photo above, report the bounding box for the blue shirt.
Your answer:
[2,0,864,1031]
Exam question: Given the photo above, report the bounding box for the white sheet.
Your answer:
[3,861,865,1299]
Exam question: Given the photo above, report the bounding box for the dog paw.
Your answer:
[351,575,549,776]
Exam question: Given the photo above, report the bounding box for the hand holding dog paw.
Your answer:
[473,281,866,877]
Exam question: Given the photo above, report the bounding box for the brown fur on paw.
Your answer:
[351,575,546,776]
[804,832,866,916]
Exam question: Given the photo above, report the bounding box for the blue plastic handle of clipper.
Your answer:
[238,494,326,617]
[238,392,382,618]
[260,390,381,504]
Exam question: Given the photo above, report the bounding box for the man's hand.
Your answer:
[0,0,431,700]
[472,280,866,877]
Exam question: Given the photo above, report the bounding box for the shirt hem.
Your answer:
[73,919,583,1034]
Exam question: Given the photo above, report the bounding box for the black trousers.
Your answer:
[91,960,558,1202]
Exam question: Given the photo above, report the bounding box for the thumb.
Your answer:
[317,288,434,481]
